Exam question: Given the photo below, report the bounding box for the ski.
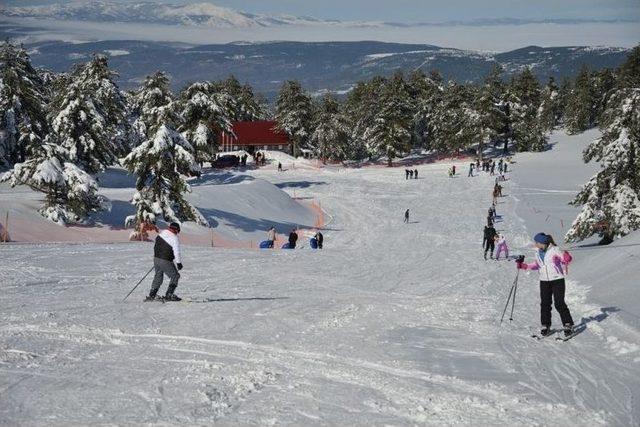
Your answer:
[531,329,558,340]
[556,325,585,342]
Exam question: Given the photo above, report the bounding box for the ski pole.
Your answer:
[123,266,154,302]
[500,283,515,324]
[509,269,520,321]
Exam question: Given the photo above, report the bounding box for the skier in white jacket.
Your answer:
[517,233,574,337]
[146,222,183,302]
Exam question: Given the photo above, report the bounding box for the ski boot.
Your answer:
[563,324,574,337]
[540,327,552,337]
[164,285,182,302]
[144,290,159,302]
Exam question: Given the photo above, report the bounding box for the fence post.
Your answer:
[2,212,8,243]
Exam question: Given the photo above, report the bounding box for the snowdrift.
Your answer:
[0,167,318,246]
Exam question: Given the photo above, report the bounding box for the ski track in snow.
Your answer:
[0,157,638,425]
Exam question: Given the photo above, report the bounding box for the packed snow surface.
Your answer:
[0,130,639,425]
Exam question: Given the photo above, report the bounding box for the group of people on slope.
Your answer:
[265,226,323,250]
[468,158,509,178]
[405,169,419,180]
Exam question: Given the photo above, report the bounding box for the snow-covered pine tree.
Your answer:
[538,77,562,132]
[412,72,444,151]
[566,46,640,243]
[177,81,232,165]
[344,77,387,160]
[310,94,350,162]
[507,68,547,151]
[1,139,102,224]
[477,65,509,157]
[432,81,480,155]
[565,66,598,134]
[124,72,207,234]
[219,75,265,121]
[47,75,115,175]
[275,80,313,158]
[0,42,49,168]
[73,55,131,156]
[364,77,412,166]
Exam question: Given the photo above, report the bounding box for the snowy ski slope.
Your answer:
[0,131,638,425]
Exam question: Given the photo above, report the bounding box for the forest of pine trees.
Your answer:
[0,41,638,243]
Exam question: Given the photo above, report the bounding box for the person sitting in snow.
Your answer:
[147,222,183,302]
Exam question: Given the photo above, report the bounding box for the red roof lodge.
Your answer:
[219,120,290,154]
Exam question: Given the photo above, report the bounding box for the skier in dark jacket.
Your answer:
[147,222,183,301]
[404,209,410,223]
[405,169,409,180]
[288,229,298,249]
[483,224,497,260]
[414,169,418,179]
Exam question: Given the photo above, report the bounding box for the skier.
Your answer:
[414,169,418,179]
[476,159,480,171]
[452,165,456,175]
[490,162,496,176]
[483,223,497,260]
[316,231,324,249]
[468,163,474,177]
[404,209,410,224]
[146,222,183,302]
[288,228,298,249]
[278,162,283,172]
[267,226,276,248]
[495,234,509,260]
[405,169,409,180]
[409,170,414,179]
[517,233,575,337]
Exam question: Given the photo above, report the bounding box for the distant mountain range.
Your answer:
[0,1,361,28]
[14,37,630,100]
[2,1,635,28]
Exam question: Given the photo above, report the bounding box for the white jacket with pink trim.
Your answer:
[521,245,572,281]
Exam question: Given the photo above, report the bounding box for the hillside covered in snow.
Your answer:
[0,130,639,425]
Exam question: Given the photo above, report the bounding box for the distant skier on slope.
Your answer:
[483,223,497,260]
[414,169,418,179]
[404,209,410,223]
[517,233,575,337]
[315,231,324,249]
[146,222,183,302]
[468,163,474,177]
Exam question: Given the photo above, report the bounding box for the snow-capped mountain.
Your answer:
[0,0,353,28]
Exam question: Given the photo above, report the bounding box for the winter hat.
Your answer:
[534,233,550,244]
[169,222,181,233]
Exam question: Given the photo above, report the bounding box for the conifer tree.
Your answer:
[0,42,49,168]
[567,47,640,243]
[124,72,207,232]
[565,66,598,134]
[274,80,313,158]
[310,94,350,162]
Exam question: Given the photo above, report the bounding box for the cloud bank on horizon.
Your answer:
[1,0,639,51]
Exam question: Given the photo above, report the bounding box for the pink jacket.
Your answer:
[518,245,572,281]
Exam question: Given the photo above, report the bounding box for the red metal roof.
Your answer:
[223,121,289,146]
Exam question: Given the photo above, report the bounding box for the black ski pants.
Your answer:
[540,278,574,327]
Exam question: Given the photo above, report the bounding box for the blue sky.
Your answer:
[7,0,640,23]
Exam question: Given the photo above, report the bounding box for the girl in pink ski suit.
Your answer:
[494,234,509,260]
[517,232,574,337]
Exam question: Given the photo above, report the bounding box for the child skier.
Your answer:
[146,222,183,302]
[517,233,575,337]
[494,234,509,260]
